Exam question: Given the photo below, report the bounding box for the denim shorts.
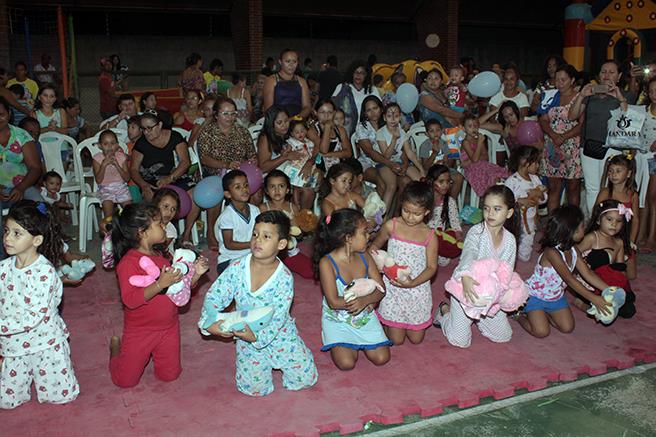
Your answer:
[524,294,569,313]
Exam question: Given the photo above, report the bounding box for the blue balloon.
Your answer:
[396,83,419,113]
[468,71,502,98]
[193,175,224,209]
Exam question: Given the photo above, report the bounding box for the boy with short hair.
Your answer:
[199,210,318,396]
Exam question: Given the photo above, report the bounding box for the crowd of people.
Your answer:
[1,47,655,407]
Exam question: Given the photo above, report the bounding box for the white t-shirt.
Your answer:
[34,64,56,84]
[375,125,406,164]
[40,187,60,205]
[504,172,546,223]
[489,90,529,110]
[332,83,381,120]
[215,203,260,264]
[165,222,178,256]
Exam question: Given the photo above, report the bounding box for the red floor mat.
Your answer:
[3,253,656,436]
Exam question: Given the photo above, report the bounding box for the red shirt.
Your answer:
[99,72,117,114]
[116,249,178,331]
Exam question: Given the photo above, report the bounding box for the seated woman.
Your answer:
[226,73,252,128]
[196,97,256,249]
[174,89,203,131]
[0,97,44,258]
[129,110,193,202]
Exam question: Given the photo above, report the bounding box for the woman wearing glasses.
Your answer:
[195,97,256,249]
[129,111,193,203]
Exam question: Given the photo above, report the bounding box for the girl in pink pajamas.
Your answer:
[0,201,79,409]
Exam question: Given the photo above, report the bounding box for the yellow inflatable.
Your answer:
[372,60,448,92]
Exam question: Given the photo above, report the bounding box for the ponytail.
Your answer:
[6,200,65,267]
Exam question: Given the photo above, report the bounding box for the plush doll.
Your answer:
[59,259,96,282]
[370,249,412,282]
[128,252,195,307]
[435,228,463,259]
[587,286,626,325]
[444,258,528,319]
[363,192,386,226]
[343,278,385,302]
[166,248,197,306]
[214,306,275,332]
[521,186,547,233]
[296,209,319,233]
[101,233,114,269]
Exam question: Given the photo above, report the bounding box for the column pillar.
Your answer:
[415,0,459,66]
[230,0,262,76]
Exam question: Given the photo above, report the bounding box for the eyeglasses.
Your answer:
[218,111,238,117]
[141,124,159,132]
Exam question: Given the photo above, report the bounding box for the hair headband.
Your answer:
[604,203,633,221]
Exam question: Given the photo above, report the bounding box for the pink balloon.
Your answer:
[239,162,263,195]
[163,185,192,218]
[516,121,543,145]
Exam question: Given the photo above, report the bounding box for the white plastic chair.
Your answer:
[38,132,81,225]
[478,128,507,165]
[406,121,428,156]
[74,137,129,252]
[172,127,191,141]
[248,124,263,149]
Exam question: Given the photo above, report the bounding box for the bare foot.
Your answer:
[109,336,121,358]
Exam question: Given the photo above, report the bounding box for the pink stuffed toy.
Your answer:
[444,258,528,319]
[370,249,412,283]
[128,255,194,307]
[343,278,385,302]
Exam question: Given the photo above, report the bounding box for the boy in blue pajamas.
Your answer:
[199,210,317,396]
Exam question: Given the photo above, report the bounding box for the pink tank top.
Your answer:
[93,150,127,185]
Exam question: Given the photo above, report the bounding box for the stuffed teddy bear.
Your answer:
[166,248,197,306]
[587,286,626,325]
[296,209,319,233]
[363,192,386,226]
[520,186,547,233]
[128,251,195,307]
[59,259,96,282]
[214,306,275,332]
[343,278,385,302]
[444,258,528,319]
[370,249,412,283]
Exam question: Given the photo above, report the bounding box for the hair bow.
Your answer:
[291,115,303,121]
[624,151,633,160]
[616,204,633,221]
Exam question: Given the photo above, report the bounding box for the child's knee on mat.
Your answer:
[154,365,181,382]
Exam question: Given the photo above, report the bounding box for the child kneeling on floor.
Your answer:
[109,204,209,388]
[199,211,318,396]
